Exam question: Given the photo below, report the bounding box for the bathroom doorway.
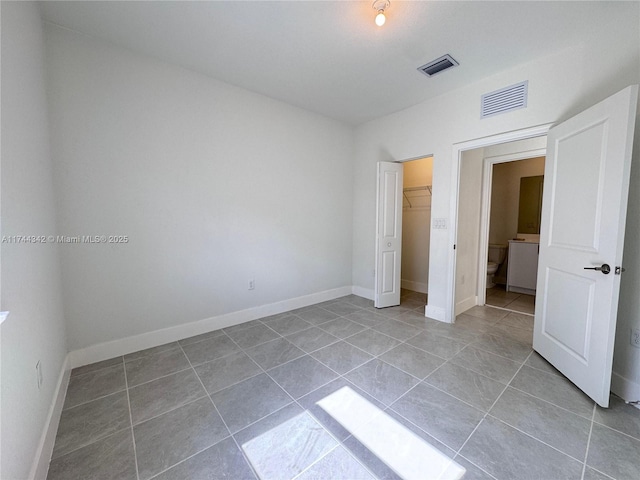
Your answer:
[485,156,545,316]
[400,156,432,310]
[454,136,547,318]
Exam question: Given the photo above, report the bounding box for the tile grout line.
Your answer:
[465,339,531,365]
[589,415,640,442]
[453,453,499,480]
[176,341,260,479]
[49,424,134,462]
[380,350,491,448]
[448,344,521,382]
[225,331,302,406]
[485,300,534,316]
[286,332,342,355]
[581,403,597,480]
[506,384,595,421]
[584,466,617,480]
[288,444,343,480]
[66,361,124,382]
[122,360,141,480]
[126,365,193,389]
[123,345,184,364]
[68,356,125,378]
[454,349,534,457]
[483,412,590,465]
[218,328,302,417]
[61,386,129,412]
[130,394,210,429]
[144,437,233,480]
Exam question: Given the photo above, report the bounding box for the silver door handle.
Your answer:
[584,264,611,274]
[387,242,392,247]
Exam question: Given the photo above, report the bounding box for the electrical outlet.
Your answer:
[36,360,43,389]
[631,328,640,348]
[248,278,255,290]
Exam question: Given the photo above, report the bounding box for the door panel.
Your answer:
[375,162,403,308]
[534,85,638,407]
[542,268,594,360]
[381,251,397,294]
[549,120,606,251]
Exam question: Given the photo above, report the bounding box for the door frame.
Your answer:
[447,124,552,323]
[476,147,547,305]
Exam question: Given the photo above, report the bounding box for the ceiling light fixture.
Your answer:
[373,0,390,27]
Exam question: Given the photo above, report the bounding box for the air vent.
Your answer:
[481,81,528,118]
[417,54,459,77]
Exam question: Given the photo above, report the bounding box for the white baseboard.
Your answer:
[401,279,428,294]
[68,286,352,369]
[29,355,70,480]
[455,296,478,316]
[425,304,446,322]
[352,285,374,301]
[611,370,640,404]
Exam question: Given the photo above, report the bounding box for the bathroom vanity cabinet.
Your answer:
[507,240,539,295]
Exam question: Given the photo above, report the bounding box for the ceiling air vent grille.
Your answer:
[417,54,459,77]
[481,81,528,118]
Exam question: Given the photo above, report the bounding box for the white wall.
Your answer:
[401,158,432,293]
[1,3,68,479]
[489,157,545,246]
[44,24,355,351]
[454,149,484,313]
[352,5,639,392]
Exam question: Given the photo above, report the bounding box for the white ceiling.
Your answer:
[38,1,637,125]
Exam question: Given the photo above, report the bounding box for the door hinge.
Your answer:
[615,266,626,275]
[453,244,456,250]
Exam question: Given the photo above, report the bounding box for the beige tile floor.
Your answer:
[47,290,640,480]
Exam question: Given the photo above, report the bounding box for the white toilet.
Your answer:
[487,244,508,288]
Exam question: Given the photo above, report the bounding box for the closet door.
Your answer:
[375,162,403,308]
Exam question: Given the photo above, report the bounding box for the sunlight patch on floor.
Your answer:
[317,386,466,480]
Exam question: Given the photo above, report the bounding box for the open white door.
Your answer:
[375,161,403,308]
[534,85,638,407]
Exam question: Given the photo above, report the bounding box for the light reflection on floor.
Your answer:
[242,411,338,480]
[317,386,466,480]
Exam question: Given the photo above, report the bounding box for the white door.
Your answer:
[534,85,638,407]
[375,162,403,308]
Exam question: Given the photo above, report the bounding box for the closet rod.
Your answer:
[403,185,432,193]
[403,185,432,208]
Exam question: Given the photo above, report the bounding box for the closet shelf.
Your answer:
[403,185,432,208]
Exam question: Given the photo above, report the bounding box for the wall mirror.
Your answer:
[517,175,544,234]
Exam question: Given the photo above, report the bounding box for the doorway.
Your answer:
[374,156,432,309]
[400,157,432,310]
[453,136,547,318]
[484,155,546,316]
